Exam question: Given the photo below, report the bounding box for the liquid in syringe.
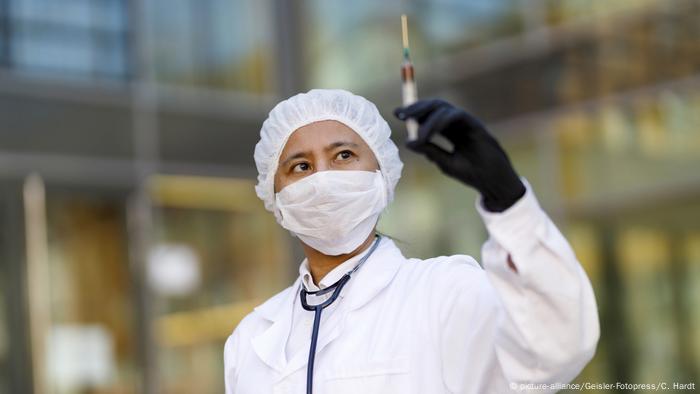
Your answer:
[401,14,419,141]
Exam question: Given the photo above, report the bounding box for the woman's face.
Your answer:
[274,120,380,193]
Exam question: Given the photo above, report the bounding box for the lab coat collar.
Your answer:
[298,247,366,292]
[250,237,405,376]
[253,236,403,321]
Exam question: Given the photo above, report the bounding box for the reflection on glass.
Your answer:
[551,87,700,203]
[0,290,8,394]
[43,194,138,394]
[8,0,129,79]
[148,175,293,393]
[303,0,523,91]
[685,233,700,368]
[617,227,676,381]
[146,0,275,93]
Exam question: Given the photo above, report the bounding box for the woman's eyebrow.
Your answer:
[325,141,359,151]
[280,151,308,167]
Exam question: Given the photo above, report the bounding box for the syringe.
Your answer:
[401,14,419,141]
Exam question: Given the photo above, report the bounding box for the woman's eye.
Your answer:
[292,162,309,173]
[336,150,353,160]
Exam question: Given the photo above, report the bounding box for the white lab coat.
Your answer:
[224,181,600,393]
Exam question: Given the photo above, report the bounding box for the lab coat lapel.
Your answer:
[344,237,404,312]
[250,277,301,374]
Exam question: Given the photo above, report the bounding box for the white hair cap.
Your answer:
[254,88,403,218]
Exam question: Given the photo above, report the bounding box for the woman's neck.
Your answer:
[302,233,377,285]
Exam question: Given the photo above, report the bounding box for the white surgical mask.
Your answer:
[275,170,387,256]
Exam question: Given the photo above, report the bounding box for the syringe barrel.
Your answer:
[402,80,419,140]
[401,64,418,140]
[402,80,418,106]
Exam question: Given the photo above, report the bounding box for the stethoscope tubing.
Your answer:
[299,235,382,394]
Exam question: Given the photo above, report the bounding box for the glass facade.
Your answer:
[0,0,698,392]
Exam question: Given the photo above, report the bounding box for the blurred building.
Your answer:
[0,0,698,393]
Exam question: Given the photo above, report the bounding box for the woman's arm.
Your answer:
[396,100,600,391]
[476,179,599,387]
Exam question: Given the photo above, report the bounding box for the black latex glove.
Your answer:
[394,99,526,212]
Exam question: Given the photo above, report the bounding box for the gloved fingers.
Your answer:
[395,100,487,132]
[459,110,488,132]
[405,106,454,151]
[393,99,450,123]
[417,142,459,176]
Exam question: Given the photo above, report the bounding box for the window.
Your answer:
[2,0,129,80]
[145,0,275,93]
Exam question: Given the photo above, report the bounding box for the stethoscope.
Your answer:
[299,235,382,394]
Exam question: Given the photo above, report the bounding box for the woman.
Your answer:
[224,89,599,393]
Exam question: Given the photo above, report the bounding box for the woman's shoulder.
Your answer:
[398,252,487,291]
[228,283,296,339]
[405,252,482,274]
[390,253,499,322]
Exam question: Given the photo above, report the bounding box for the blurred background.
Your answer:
[0,0,699,393]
